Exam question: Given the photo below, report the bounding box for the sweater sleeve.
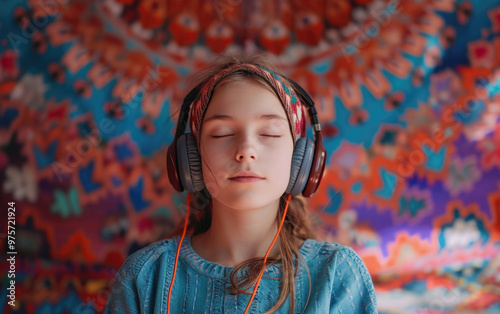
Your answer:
[103,244,158,314]
[330,246,378,313]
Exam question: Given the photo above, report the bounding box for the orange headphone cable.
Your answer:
[167,192,191,314]
[167,192,292,314]
[243,193,292,314]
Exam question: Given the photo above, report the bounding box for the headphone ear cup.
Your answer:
[176,133,205,193]
[286,137,315,196]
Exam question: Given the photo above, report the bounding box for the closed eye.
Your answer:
[211,135,282,138]
[211,135,232,138]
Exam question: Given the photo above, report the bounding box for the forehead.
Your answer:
[203,79,288,123]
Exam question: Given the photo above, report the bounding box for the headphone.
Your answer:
[166,68,327,198]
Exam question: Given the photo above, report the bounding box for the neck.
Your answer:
[191,197,283,267]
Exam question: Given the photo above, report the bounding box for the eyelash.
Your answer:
[211,135,282,138]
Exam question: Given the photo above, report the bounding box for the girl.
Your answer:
[104,55,378,313]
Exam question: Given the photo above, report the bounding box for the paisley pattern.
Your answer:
[0,0,500,313]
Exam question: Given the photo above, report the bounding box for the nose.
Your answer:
[235,139,258,162]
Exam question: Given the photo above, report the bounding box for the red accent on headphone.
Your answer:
[303,130,326,197]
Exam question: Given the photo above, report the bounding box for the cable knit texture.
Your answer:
[104,235,378,313]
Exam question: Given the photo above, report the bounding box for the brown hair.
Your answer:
[167,53,318,314]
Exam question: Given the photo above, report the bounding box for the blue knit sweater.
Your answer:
[104,235,378,313]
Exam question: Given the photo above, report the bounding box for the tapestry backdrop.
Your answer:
[1,0,500,313]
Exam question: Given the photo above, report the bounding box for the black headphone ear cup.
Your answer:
[176,133,205,193]
[286,137,315,196]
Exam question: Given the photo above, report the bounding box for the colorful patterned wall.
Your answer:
[1,0,500,313]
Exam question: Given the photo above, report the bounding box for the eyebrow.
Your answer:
[203,114,288,123]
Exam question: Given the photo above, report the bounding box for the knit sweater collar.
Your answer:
[178,235,319,279]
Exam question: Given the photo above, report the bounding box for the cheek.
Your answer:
[200,145,221,175]
[268,145,294,176]
[200,142,231,168]
[199,153,225,197]
[199,145,238,181]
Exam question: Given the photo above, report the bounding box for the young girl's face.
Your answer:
[199,78,294,210]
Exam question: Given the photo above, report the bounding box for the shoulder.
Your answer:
[303,239,375,290]
[301,238,352,262]
[116,236,181,278]
[309,240,378,311]
[104,237,183,314]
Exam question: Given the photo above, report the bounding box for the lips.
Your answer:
[229,177,264,183]
[229,171,264,179]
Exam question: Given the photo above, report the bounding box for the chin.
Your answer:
[224,192,284,210]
